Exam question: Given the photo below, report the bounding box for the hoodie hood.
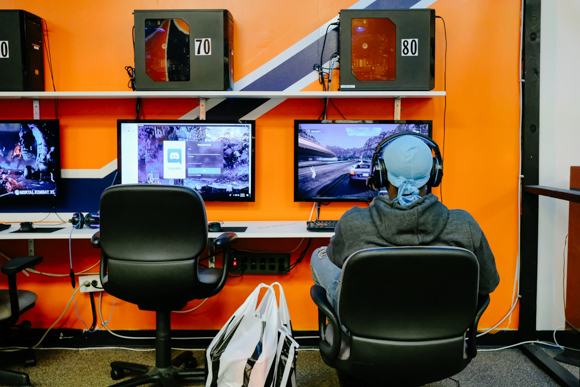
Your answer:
[368,193,449,246]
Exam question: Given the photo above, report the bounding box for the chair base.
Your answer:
[336,370,376,387]
[109,351,205,387]
[0,369,31,387]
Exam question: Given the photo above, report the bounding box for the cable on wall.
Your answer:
[435,15,447,204]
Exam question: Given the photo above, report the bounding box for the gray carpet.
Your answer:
[2,346,578,386]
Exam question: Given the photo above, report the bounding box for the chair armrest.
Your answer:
[467,294,491,358]
[310,285,341,360]
[1,256,43,275]
[196,233,238,298]
[213,232,238,249]
[91,231,101,248]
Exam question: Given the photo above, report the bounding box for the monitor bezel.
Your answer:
[0,119,61,208]
[116,119,256,202]
[294,119,433,203]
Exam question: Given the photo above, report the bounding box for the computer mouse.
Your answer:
[19,222,35,232]
[208,222,223,232]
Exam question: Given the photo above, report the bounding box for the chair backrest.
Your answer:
[337,246,480,385]
[99,184,208,310]
[339,246,479,339]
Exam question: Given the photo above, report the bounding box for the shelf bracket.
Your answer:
[33,99,40,119]
[28,239,35,256]
[199,97,206,120]
[394,97,402,120]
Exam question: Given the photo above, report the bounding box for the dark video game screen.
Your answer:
[0,120,60,202]
[295,120,432,202]
[118,120,255,201]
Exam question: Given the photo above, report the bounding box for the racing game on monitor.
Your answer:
[118,120,255,202]
[0,120,60,203]
[295,120,431,202]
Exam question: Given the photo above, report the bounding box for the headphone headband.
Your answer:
[366,131,443,191]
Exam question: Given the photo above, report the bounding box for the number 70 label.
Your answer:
[194,38,212,56]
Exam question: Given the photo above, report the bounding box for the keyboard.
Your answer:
[306,220,339,232]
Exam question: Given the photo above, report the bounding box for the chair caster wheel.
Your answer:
[111,367,126,380]
[19,320,32,331]
[185,357,198,369]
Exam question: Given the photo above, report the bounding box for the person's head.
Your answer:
[381,135,433,205]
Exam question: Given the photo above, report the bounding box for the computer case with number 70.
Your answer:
[339,9,435,91]
[133,9,234,91]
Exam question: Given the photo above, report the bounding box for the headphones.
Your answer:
[69,212,85,229]
[68,212,100,229]
[366,132,443,191]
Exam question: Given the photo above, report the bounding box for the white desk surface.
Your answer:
[0,221,335,240]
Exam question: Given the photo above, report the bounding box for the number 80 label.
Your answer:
[401,39,418,56]
[194,38,211,56]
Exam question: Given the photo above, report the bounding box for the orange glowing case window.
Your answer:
[351,18,396,82]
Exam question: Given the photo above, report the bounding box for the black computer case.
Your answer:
[133,9,234,91]
[339,9,435,91]
[0,10,45,91]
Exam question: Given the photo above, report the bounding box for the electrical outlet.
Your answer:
[230,252,291,275]
[78,275,104,293]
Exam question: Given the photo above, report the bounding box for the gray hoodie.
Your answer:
[326,194,500,295]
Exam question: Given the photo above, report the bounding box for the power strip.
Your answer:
[229,252,291,275]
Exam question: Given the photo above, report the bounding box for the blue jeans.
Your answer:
[310,247,342,317]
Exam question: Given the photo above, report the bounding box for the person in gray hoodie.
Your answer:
[311,134,500,318]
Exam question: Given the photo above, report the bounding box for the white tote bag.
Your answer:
[206,283,299,387]
[206,283,279,387]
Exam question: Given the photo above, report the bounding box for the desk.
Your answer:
[0,221,335,240]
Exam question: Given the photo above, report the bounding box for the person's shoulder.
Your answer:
[448,209,482,231]
[337,205,369,225]
[341,205,366,219]
[448,208,475,220]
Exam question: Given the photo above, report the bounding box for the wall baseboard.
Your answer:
[3,329,578,350]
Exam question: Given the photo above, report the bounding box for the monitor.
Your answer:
[117,119,255,202]
[0,119,61,206]
[294,120,432,202]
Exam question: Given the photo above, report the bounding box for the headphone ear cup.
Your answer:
[367,158,388,191]
[70,212,85,229]
[428,158,437,187]
[429,157,443,187]
[378,158,388,189]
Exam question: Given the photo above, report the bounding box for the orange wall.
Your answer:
[0,0,521,332]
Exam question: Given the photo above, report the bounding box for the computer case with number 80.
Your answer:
[339,9,435,91]
[133,9,234,91]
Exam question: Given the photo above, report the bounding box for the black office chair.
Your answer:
[310,246,491,387]
[91,184,237,386]
[0,255,43,387]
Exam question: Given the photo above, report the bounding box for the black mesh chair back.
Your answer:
[99,184,208,311]
[311,246,489,386]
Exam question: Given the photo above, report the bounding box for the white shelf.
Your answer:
[0,90,445,100]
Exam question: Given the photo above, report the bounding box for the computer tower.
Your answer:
[134,9,234,91]
[0,10,44,91]
[339,9,435,91]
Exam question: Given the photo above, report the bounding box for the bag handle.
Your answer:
[269,282,291,327]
